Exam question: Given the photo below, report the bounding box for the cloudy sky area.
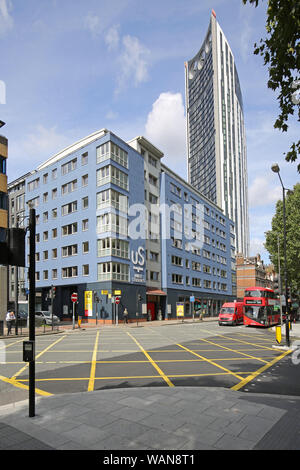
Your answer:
[0,0,299,262]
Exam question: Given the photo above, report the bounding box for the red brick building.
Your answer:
[236,253,274,300]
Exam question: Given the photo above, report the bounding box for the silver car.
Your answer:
[35,311,60,325]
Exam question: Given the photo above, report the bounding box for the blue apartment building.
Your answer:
[22,129,235,323]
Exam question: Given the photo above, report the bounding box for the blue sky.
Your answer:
[0,0,299,262]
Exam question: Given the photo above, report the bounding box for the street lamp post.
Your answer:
[271,163,290,347]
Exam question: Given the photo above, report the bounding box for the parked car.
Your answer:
[16,311,44,327]
[35,311,60,325]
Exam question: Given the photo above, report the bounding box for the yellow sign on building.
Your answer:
[84,291,93,317]
[176,303,184,317]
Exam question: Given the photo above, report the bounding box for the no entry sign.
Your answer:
[71,293,78,303]
[115,296,120,305]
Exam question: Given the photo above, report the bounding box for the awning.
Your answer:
[146,288,167,296]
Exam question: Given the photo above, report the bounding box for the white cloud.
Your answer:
[115,35,150,94]
[249,175,282,208]
[9,125,71,176]
[0,0,13,35]
[84,13,101,36]
[145,92,187,174]
[104,25,120,51]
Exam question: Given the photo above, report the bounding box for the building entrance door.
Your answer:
[147,302,156,321]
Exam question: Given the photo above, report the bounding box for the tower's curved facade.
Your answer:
[185,11,249,256]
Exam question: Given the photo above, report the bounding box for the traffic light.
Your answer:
[52,286,56,298]
[138,294,142,302]
[273,277,280,295]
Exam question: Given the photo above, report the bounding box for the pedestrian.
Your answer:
[6,310,16,335]
[123,308,128,325]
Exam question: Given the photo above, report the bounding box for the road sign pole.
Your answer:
[72,302,75,330]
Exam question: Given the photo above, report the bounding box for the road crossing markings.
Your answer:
[11,334,67,380]
[231,348,292,391]
[194,337,270,364]
[0,374,52,396]
[196,329,278,352]
[127,332,174,387]
[87,331,100,392]
[176,343,245,381]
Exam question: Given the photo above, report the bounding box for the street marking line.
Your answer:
[11,334,67,380]
[196,337,270,364]
[87,331,100,392]
[17,371,253,383]
[127,332,174,387]
[176,343,245,381]
[0,338,25,349]
[231,349,292,391]
[197,330,276,352]
[0,374,52,396]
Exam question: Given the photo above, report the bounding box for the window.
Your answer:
[82,265,89,276]
[43,192,48,203]
[62,201,77,216]
[62,222,78,236]
[52,208,57,218]
[192,278,201,287]
[98,262,129,282]
[62,179,77,195]
[62,266,78,278]
[172,255,182,266]
[43,270,48,280]
[172,274,183,284]
[97,238,129,259]
[82,219,89,231]
[149,174,157,187]
[43,251,48,260]
[148,154,157,168]
[150,271,159,281]
[96,141,128,168]
[43,173,48,184]
[52,168,57,180]
[82,241,89,253]
[81,152,88,165]
[52,228,57,239]
[52,269,58,279]
[82,196,88,209]
[28,178,39,191]
[149,193,158,204]
[52,188,57,199]
[97,213,127,236]
[43,212,48,223]
[82,174,88,186]
[52,248,57,259]
[43,231,48,241]
[62,158,77,175]
[96,189,128,212]
[62,244,78,257]
[96,165,128,190]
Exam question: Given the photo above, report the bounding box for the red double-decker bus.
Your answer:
[243,287,281,327]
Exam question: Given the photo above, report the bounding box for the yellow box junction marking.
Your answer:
[176,343,245,381]
[231,349,292,391]
[127,332,174,387]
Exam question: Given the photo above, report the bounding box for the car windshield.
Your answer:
[43,312,51,317]
[220,308,234,314]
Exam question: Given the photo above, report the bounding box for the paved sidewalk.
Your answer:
[0,386,300,450]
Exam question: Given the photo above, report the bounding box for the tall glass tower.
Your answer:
[185,10,249,256]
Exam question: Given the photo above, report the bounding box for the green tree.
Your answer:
[243,0,300,172]
[264,183,300,296]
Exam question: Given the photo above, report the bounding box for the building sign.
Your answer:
[131,246,145,283]
[84,291,93,317]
